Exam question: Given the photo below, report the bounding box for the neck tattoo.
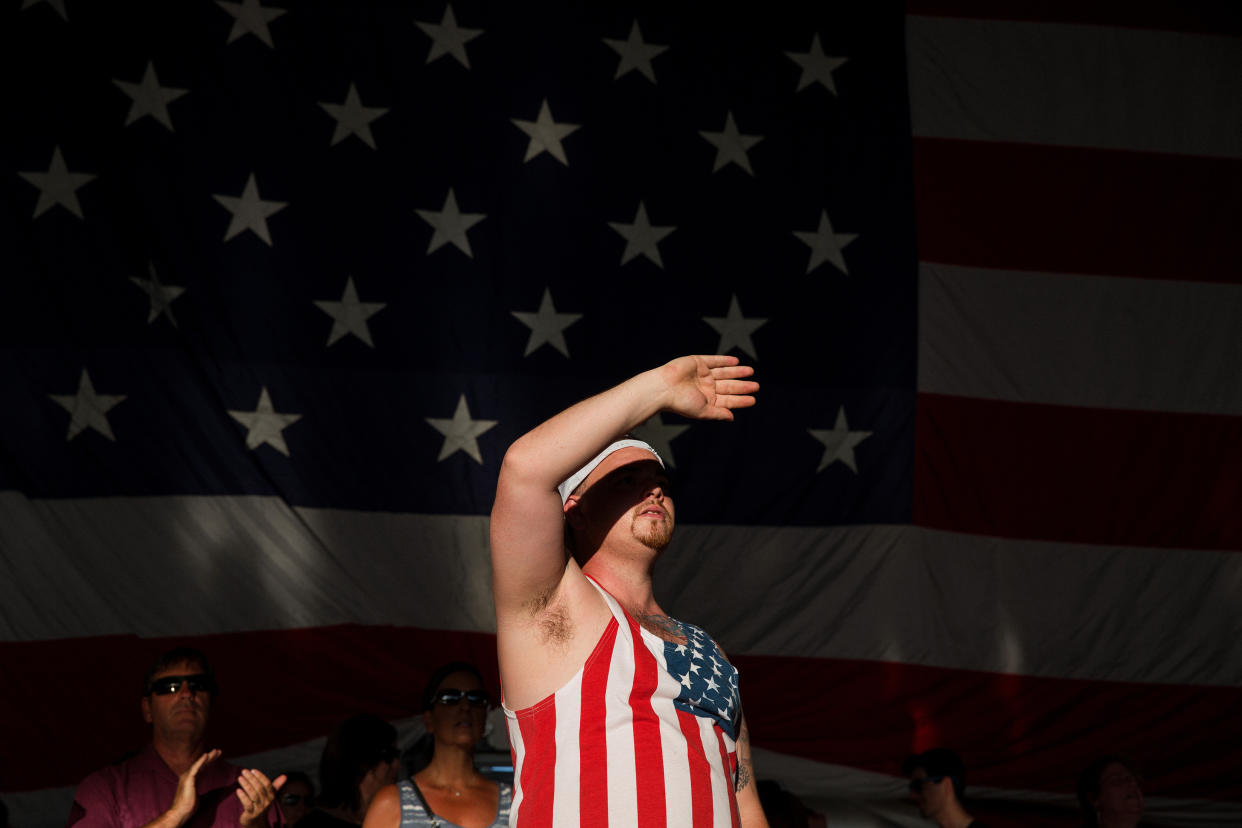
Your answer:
[633,610,687,643]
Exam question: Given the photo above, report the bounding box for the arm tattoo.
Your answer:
[735,757,752,792]
[735,718,754,792]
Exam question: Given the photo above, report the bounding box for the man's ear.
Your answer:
[563,495,582,523]
[140,696,153,724]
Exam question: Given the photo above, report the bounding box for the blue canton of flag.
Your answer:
[665,619,741,740]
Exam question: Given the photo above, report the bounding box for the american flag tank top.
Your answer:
[503,576,742,828]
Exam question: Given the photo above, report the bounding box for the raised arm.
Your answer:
[489,355,757,618]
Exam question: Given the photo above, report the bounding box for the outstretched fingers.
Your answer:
[708,363,754,380]
[707,360,758,418]
[714,377,759,395]
[698,354,742,369]
[717,393,757,410]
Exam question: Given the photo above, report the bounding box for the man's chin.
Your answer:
[635,529,671,551]
[631,518,672,550]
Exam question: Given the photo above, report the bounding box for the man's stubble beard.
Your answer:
[631,512,673,551]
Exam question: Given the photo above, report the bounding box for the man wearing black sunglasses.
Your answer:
[67,646,286,828]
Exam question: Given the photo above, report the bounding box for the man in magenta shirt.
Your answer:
[67,647,285,828]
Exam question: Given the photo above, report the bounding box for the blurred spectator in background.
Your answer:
[299,714,400,827]
[277,772,316,827]
[1077,756,1143,828]
[66,646,284,828]
[364,662,512,828]
[903,748,988,828]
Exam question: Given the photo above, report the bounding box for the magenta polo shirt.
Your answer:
[67,744,283,828]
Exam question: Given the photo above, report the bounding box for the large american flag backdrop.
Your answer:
[2,0,1239,825]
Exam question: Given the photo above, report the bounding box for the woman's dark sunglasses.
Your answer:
[147,674,218,696]
[434,688,489,708]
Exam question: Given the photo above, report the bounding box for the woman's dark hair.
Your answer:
[420,661,487,711]
[1076,755,1138,827]
[317,714,398,812]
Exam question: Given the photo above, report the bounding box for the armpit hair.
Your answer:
[523,585,557,616]
[523,586,573,647]
[538,602,572,646]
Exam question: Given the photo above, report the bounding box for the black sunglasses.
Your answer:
[147,673,217,696]
[433,688,489,708]
[909,774,947,794]
[280,793,314,807]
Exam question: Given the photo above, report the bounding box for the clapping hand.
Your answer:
[167,749,222,824]
[237,768,287,828]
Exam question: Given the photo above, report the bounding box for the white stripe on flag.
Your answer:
[504,708,526,824]
[647,628,694,826]
[5,494,1239,686]
[917,262,1242,414]
[906,15,1242,158]
[551,674,582,827]
[659,524,1242,686]
[605,619,639,827]
[700,716,731,828]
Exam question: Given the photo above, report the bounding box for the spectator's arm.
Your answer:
[361,785,400,828]
[68,750,224,828]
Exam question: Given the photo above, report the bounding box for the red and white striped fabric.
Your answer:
[503,578,741,828]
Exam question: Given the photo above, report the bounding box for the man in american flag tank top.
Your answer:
[490,355,768,828]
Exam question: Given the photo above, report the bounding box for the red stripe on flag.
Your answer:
[1,626,501,792]
[676,708,715,828]
[913,392,1242,549]
[912,137,1242,284]
[10,628,1239,802]
[735,653,1242,801]
[515,698,556,827]
[627,617,667,828]
[579,620,618,827]
[905,0,1242,35]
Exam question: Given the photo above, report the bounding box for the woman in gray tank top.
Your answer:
[363,662,512,828]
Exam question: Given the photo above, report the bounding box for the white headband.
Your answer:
[557,439,663,504]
